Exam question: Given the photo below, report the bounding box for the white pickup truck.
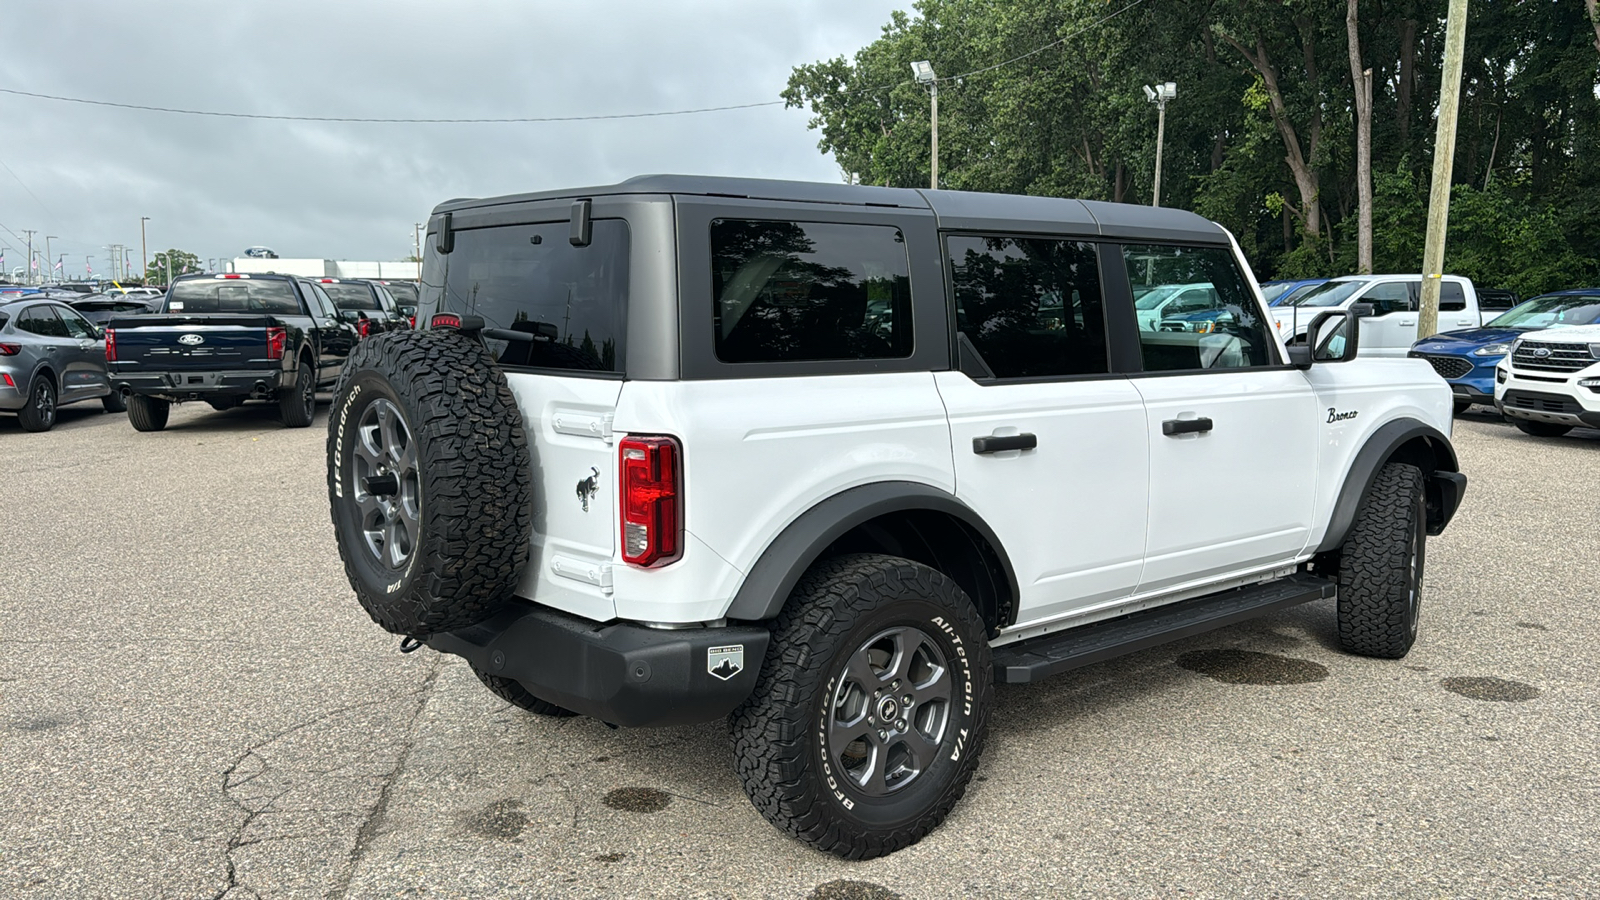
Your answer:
[1273,275,1486,357]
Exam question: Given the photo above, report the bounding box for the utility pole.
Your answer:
[45,236,58,282]
[1418,0,1469,340]
[1145,83,1177,206]
[140,217,150,280]
[911,61,938,189]
[22,230,36,284]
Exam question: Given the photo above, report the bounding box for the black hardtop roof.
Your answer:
[431,175,1229,243]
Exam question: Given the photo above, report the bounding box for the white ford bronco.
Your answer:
[326,176,1467,859]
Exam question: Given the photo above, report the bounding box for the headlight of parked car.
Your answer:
[1473,342,1511,357]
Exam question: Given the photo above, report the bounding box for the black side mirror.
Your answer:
[1308,309,1360,364]
[1350,302,1376,318]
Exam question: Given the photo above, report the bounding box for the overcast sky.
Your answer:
[0,0,907,276]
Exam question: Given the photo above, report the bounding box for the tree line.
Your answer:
[784,0,1600,296]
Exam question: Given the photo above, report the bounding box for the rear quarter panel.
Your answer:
[609,374,955,623]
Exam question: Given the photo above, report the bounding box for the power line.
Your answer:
[0,0,1150,125]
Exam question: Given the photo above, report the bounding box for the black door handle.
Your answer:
[973,433,1037,454]
[1162,417,1213,436]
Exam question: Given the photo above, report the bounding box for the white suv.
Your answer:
[1494,323,1600,436]
[325,176,1467,859]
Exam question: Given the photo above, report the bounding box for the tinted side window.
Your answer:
[711,219,911,363]
[19,306,69,338]
[57,307,97,338]
[947,235,1107,378]
[442,220,628,373]
[1365,282,1417,315]
[1439,281,1466,311]
[1123,245,1274,371]
[306,283,338,318]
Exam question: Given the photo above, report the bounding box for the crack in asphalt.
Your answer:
[209,665,441,900]
[326,658,442,900]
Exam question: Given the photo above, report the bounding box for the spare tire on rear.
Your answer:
[326,330,533,637]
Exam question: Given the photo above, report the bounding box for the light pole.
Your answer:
[911,60,938,189]
[140,217,150,281]
[1143,82,1177,206]
[45,236,58,282]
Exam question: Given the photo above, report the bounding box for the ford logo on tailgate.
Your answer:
[178,333,205,346]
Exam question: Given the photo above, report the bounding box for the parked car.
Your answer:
[325,175,1466,860]
[1274,275,1488,357]
[1133,282,1216,330]
[1494,318,1600,437]
[313,278,410,337]
[69,293,161,326]
[1409,290,1600,413]
[378,280,420,327]
[0,297,122,431]
[1259,278,1327,306]
[105,272,358,430]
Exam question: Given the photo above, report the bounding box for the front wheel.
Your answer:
[1336,462,1425,658]
[1512,418,1571,438]
[102,389,127,413]
[730,554,992,859]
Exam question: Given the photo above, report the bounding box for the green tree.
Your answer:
[146,248,203,285]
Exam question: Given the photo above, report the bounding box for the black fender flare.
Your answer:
[1316,418,1464,553]
[723,481,1019,622]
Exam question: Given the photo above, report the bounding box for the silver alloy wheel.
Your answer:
[352,398,421,568]
[34,380,55,426]
[827,625,953,797]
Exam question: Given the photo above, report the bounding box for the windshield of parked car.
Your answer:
[321,283,378,310]
[167,279,300,314]
[384,282,419,305]
[1133,284,1185,310]
[1488,294,1600,329]
[1260,283,1292,303]
[1288,280,1365,308]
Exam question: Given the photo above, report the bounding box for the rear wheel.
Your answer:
[471,664,575,717]
[126,395,170,432]
[278,357,316,428]
[730,554,992,859]
[1512,418,1571,438]
[17,377,56,432]
[101,389,127,413]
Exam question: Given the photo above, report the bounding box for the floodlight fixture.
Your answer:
[911,60,936,84]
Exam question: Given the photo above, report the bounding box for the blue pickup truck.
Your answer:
[105,272,358,431]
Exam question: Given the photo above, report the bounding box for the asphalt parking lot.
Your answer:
[2,401,1597,899]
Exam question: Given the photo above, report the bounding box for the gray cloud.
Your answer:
[0,0,900,273]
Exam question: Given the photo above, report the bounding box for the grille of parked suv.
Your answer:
[1511,341,1593,372]
[1501,390,1584,414]
[1418,355,1473,380]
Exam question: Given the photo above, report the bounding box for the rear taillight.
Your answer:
[0,342,20,356]
[103,329,116,361]
[431,313,462,329]
[357,317,371,338]
[408,316,416,329]
[266,326,287,360]
[620,435,682,567]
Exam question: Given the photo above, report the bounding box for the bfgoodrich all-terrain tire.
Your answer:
[471,664,576,717]
[729,553,993,860]
[126,394,170,432]
[1336,462,1426,659]
[327,330,532,638]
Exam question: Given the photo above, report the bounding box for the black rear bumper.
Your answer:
[113,368,285,401]
[427,602,770,727]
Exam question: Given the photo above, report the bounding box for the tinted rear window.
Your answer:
[385,282,419,305]
[710,219,912,363]
[168,279,300,314]
[322,283,379,310]
[441,220,629,373]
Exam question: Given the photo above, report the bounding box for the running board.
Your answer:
[992,573,1336,684]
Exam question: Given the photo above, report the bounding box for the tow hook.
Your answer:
[399,636,424,653]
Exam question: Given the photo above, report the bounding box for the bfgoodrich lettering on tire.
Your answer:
[326,330,533,638]
[1336,461,1426,659]
[729,553,993,859]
